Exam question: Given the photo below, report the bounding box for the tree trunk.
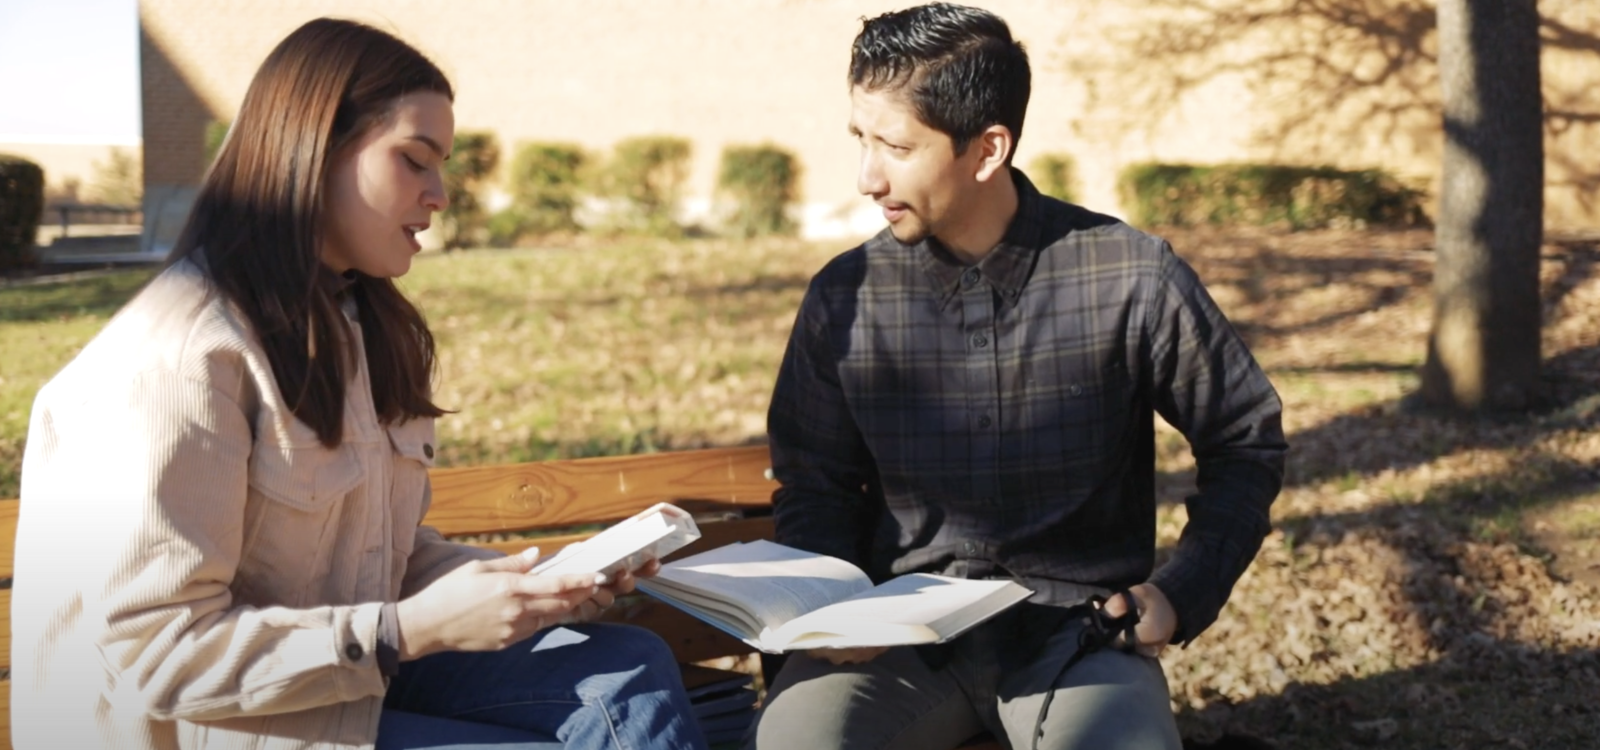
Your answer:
[1421,0,1544,411]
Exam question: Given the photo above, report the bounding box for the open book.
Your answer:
[529,503,701,579]
[635,539,1032,653]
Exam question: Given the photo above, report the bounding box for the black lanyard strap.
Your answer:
[1030,589,1142,750]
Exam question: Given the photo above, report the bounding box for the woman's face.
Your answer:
[322,91,454,278]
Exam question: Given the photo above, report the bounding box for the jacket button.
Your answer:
[345,642,364,661]
[422,443,434,459]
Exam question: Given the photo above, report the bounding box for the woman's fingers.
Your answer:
[516,572,605,597]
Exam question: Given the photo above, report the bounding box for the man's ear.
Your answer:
[973,124,1014,183]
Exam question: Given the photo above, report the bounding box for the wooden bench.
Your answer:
[0,446,1000,749]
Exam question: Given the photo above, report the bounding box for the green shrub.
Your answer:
[1117,163,1429,230]
[497,142,587,243]
[717,144,800,238]
[596,136,691,235]
[89,147,142,206]
[1029,153,1078,204]
[442,131,501,249]
[487,206,543,247]
[204,120,231,165]
[0,154,45,272]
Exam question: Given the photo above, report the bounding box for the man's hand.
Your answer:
[1102,582,1178,658]
[806,646,889,665]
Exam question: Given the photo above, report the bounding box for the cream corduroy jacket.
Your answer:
[12,261,497,749]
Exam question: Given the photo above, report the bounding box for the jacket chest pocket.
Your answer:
[385,417,437,583]
[237,440,366,606]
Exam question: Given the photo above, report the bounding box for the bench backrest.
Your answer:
[0,445,777,749]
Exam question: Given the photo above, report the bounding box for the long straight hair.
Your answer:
[169,18,450,446]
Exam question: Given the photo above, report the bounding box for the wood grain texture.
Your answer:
[0,501,15,580]
[424,445,775,537]
[0,680,9,750]
[0,591,9,672]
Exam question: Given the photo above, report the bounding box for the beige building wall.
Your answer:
[140,0,1600,251]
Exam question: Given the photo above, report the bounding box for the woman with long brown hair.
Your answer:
[12,19,705,750]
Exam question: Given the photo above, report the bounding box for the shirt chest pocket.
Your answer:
[1039,361,1133,478]
[238,439,366,606]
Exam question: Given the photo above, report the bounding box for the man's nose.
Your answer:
[857,151,887,198]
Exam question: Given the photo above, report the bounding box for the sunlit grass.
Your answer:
[0,238,847,496]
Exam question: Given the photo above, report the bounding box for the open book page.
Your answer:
[529,502,700,578]
[636,540,873,637]
[768,574,1033,651]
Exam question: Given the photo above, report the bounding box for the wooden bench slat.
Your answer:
[0,679,10,750]
[425,445,774,537]
[0,591,9,673]
[0,501,16,581]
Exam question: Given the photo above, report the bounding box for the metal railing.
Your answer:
[51,203,143,238]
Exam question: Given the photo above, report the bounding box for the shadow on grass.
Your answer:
[1160,333,1600,748]
[1175,460,1600,749]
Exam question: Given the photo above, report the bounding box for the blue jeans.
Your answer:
[377,623,707,750]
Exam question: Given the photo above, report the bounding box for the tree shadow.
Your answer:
[1152,236,1600,747]
[1173,459,1600,748]
[1059,0,1600,221]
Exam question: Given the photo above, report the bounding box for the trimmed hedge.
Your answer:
[597,136,691,236]
[0,154,45,272]
[492,142,588,244]
[1118,163,1429,230]
[442,131,501,249]
[718,144,799,238]
[1029,153,1078,204]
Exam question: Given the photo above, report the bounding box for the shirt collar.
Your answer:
[916,167,1045,307]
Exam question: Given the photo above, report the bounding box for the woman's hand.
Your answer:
[395,548,603,660]
[563,558,663,624]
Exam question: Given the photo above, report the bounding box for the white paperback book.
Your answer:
[528,502,701,578]
[635,539,1033,653]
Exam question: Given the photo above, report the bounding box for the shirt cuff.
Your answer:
[1147,533,1224,646]
[377,602,401,677]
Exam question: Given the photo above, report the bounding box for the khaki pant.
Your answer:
[747,615,1181,750]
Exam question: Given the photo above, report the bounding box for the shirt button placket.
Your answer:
[960,267,1001,513]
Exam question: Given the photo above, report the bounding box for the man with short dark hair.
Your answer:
[751,4,1287,749]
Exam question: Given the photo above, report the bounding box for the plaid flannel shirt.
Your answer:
[767,170,1287,644]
